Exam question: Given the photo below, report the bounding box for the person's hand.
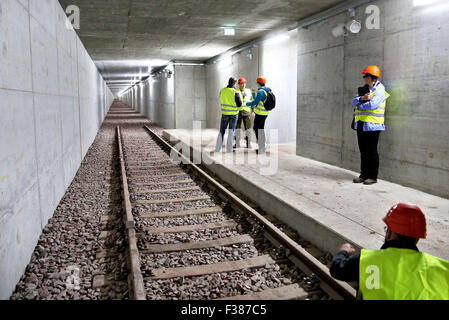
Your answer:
[251,88,257,93]
[361,93,371,101]
[339,243,356,256]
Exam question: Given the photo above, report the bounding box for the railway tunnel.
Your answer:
[1,0,449,303]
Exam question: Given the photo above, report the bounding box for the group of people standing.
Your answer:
[215,76,271,154]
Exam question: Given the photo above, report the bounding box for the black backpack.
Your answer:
[263,89,276,111]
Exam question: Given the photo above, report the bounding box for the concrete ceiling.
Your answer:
[58,0,344,94]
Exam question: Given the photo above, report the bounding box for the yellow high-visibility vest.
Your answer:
[359,248,449,300]
[254,89,269,116]
[220,87,240,116]
[238,88,252,113]
[354,84,390,124]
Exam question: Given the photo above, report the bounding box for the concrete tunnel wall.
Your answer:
[121,64,207,129]
[296,0,449,198]
[0,0,114,299]
[205,32,298,144]
[121,34,298,145]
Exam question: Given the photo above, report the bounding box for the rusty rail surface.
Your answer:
[143,125,356,301]
[116,126,146,300]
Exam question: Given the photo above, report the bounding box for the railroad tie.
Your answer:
[143,220,237,234]
[130,172,187,179]
[139,206,222,219]
[126,160,173,166]
[135,186,201,194]
[131,180,193,187]
[134,195,210,205]
[127,166,180,173]
[215,284,308,300]
[140,234,253,254]
[149,255,275,280]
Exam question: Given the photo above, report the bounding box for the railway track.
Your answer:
[116,124,356,300]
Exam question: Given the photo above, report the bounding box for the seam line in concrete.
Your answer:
[27,3,44,231]
[340,33,347,166]
[297,43,344,56]
[14,0,29,13]
[0,87,78,98]
[55,12,66,192]
[76,39,83,161]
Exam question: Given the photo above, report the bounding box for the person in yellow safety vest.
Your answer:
[214,77,243,153]
[245,77,270,154]
[330,203,449,300]
[234,77,253,149]
[352,65,390,185]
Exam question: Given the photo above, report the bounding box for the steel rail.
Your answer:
[143,125,356,300]
[116,126,146,300]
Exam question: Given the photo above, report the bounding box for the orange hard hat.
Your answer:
[361,65,381,78]
[238,77,247,84]
[383,203,427,239]
[256,76,266,85]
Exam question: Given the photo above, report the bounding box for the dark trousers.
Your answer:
[235,111,252,147]
[356,122,380,180]
[253,114,267,151]
[236,111,252,131]
[215,114,238,152]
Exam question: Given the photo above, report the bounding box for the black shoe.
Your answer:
[353,177,365,184]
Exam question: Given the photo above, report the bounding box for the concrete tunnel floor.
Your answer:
[162,127,449,261]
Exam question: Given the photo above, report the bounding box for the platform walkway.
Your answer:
[163,129,449,260]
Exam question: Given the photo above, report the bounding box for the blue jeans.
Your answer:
[215,114,238,152]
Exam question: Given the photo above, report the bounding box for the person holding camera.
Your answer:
[351,65,390,185]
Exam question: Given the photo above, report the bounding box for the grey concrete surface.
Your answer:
[175,65,207,129]
[56,0,342,61]
[296,0,449,198]
[205,32,298,144]
[56,0,344,96]
[163,129,449,262]
[120,64,207,130]
[0,0,114,299]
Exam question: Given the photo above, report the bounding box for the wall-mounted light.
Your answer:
[173,62,205,66]
[347,8,361,34]
[224,28,235,36]
[347,20,362,33]
[332,23,348,37]
[218,56,233,69]
[164,70,173,79]
[413,0,441,6]
[264,33,290,46]
[331,8,362,37]
[246,49,253,61]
